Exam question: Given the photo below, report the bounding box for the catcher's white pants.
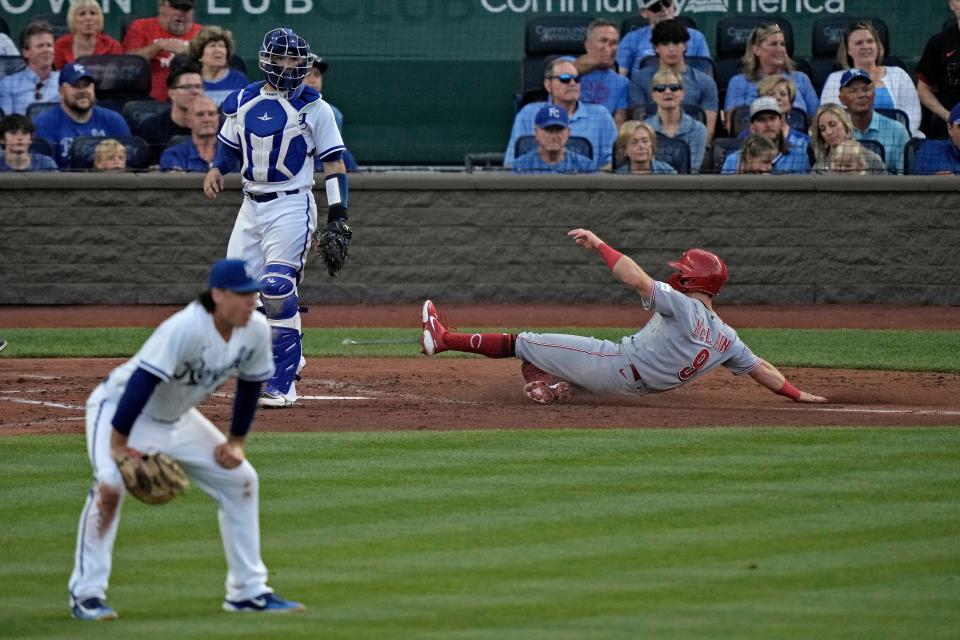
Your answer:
[68,384,271,603]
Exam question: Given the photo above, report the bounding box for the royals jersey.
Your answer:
[101,302,274,422]
[218,81,345,194]
[620,281,761,392]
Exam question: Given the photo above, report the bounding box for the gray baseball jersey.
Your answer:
[515,281,761,395]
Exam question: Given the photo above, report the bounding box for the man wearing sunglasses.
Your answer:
[617,0,711,80]
[504,58,617,172]
[0,20,60,116]
[629,19,718,142]
[575,19,629,127]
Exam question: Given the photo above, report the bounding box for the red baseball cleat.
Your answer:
[523,380,571,404]
[420,300,448,356]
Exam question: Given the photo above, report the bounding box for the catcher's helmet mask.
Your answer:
[665,248,728,297]
[258,27,311,95]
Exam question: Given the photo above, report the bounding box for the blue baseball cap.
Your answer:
[59,62,95,86]
[535,105,569,128]
[840,68,872,88]
[950,103,960,125]
[208,259,261,293]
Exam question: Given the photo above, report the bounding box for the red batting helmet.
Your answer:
[665,248,728,297]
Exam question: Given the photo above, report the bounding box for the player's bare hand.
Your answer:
[111,446,146,462]
[568,228,603,251]
[214,441,245,469]
[796,391,827,403]
[203,168,224,199]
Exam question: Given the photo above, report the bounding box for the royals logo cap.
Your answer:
[59,63,95,86]
[535,105,569,128]
[840,68,872,88]
[209,259,261,293]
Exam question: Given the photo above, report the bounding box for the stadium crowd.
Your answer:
[0,0,958,176]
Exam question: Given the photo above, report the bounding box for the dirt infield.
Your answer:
[1,304,959,435]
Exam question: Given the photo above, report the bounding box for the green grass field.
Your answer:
[1,429,958,639]
[1,327,959,637]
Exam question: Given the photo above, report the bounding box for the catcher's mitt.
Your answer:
[115,451,189,505]
[314,220,352,277]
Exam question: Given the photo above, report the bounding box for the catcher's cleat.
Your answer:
[223,592,305,613]
[70,596,118,621]
[259,383,296,408]
[420,300,448,356]
[524,380,572,404]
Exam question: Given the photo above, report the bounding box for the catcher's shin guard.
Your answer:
[266,327,302,396]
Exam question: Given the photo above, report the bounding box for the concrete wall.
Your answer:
[1,173,958,306]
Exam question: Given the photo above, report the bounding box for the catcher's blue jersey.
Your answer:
[218,81,345,193]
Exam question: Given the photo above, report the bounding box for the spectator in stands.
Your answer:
[511,104,594,174]
[123,0,203,102]
[826,140,869,174]
[54,0,123,70]
[186,26,247,107]
[734,134,778,174]
[617,0,710,79]
[302,54,360,173]
[837,68,910,174]
[912,103,960,175]
[819,21,922,138]
[628,20,718,141]
[33,62,130,169]
[724,24,819,125]
[738,76,809,154]
[722,97,810,174]
[575,19,629,126]
[809,104,886,174]
[93,138,127,171]
[504,58,617,171]
[0,33,19,56]
[0,21,60,116]
[643,69,706,173]
[613,120,676,174]
[138,63,202,154]
[917,1,960,138]
[159,94,217,172]
[0,113,57,171]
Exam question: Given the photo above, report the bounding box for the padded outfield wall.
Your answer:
[1,1,954,164]
[1,173,958,306]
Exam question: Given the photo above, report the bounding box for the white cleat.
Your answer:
[259,381,298,408]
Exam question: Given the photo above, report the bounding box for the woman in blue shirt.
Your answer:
[614,121,677,174]
[188,26,248,107]
[724,24,819,126]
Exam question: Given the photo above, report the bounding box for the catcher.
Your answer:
[68,259,304,621]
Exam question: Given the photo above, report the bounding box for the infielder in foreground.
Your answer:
[204,27,353,408]
[421,229,827,405]
[68,259,303,620]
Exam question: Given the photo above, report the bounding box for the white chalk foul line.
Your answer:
[0,396,83,410]
[786,406,960,417]
[211,392,371,401]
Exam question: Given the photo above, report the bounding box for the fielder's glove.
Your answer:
[314,219,352,277]
[115,450,189,505]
